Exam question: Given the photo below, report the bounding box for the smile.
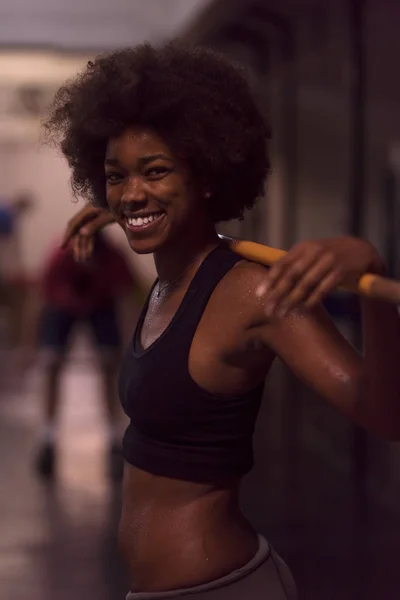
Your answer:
[126,211,165,232]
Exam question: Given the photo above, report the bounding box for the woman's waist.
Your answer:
[119,516,259,592]
[119,464,258,591]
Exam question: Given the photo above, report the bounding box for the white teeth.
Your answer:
[127,213,162,227]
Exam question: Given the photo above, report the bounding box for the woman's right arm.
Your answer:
[62,205,115,261]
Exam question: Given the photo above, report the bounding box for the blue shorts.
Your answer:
[39,305,121,352]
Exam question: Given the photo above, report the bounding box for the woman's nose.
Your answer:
[121,176,147,205]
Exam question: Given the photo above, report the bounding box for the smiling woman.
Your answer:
[104,126,219,258]
[44,41,400,600]
[104,133,178,255]
[44,43,270,223]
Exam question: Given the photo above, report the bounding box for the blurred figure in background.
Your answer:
[35,231,142,481]
[0,193,34,347]
[0,192,33,237]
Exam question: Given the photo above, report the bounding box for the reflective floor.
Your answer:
[0,343,129,600]
[0,341,400,599]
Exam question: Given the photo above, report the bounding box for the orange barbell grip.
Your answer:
[218,235,400,305]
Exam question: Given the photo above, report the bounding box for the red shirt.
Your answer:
[41,238,133,316]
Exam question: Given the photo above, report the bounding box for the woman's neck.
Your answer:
[154,225,220,286]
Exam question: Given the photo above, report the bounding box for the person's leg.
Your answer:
[36,307,74,479]
[0,278,18,346]
[89,304,124,480]
[9,279,28,348]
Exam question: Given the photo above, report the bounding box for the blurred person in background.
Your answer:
[35,231,143,481]
[45,43,400,599]
[0,193,34,347]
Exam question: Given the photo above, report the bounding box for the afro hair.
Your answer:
[44,42,271,223]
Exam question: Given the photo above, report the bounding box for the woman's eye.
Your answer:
[106,172,123,183]
[145,166,169,178]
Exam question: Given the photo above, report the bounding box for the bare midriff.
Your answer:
[119,462,259,593]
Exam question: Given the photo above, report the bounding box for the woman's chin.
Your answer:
[125,217,170,255]
[127,235,167,255]
[126,240,154,255]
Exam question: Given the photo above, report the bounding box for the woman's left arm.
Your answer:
[251,236,400,440]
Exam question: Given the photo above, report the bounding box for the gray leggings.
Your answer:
[126,536,297,599]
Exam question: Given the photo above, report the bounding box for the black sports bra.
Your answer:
[118,246,265,483]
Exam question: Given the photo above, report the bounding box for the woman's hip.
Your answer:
[126,535,297,600]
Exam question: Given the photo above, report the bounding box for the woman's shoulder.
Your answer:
[211,259,270,328]
[222,259,270,300]
[196,259,274,366]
